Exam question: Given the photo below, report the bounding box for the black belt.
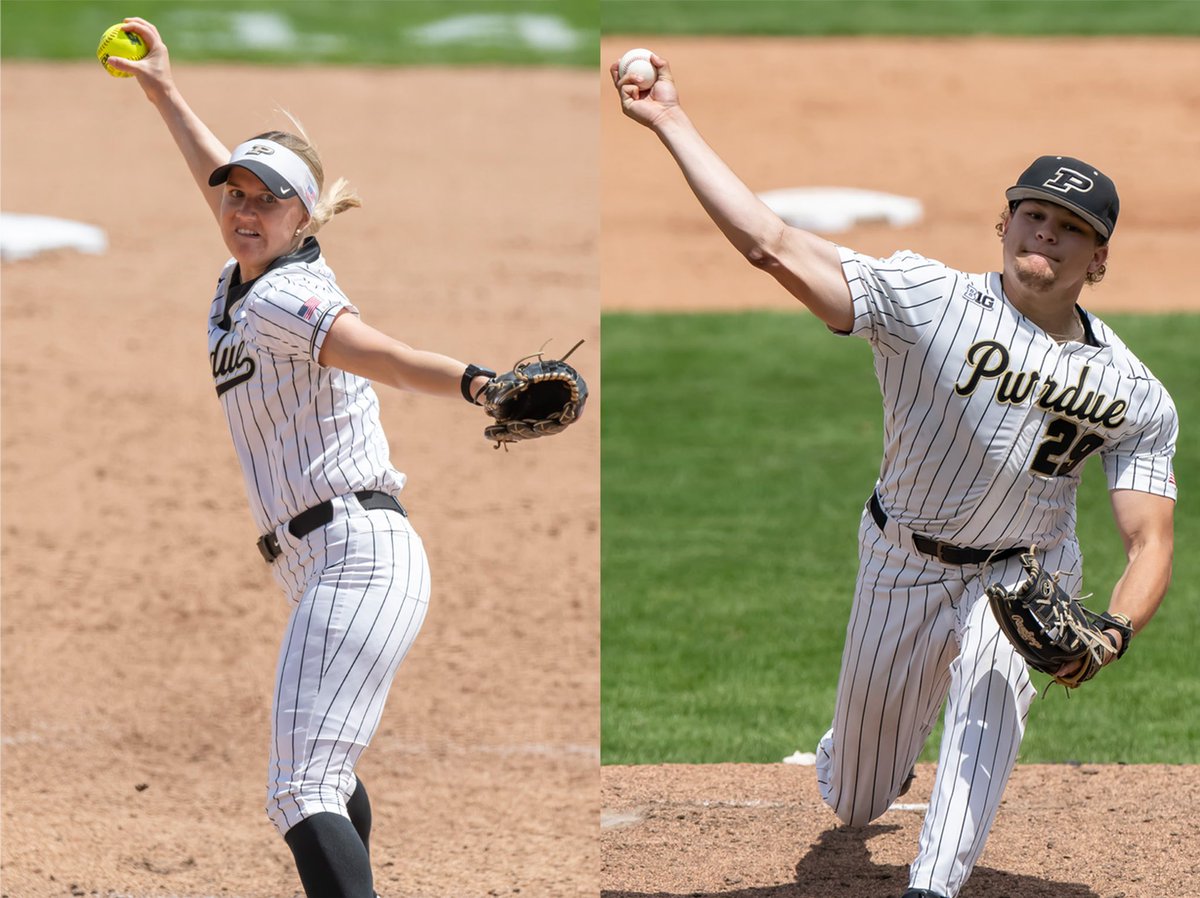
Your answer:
[257,490,407,564]
[868,491,1023,566]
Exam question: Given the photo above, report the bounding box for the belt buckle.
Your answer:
[914,534,956,564]
[257,532,281,564]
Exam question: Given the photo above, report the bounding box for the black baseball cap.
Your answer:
[1005,155,1119,241]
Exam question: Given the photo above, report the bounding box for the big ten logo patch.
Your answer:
[964,283,994,309]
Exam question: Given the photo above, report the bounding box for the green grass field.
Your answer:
[602,0,1200,35]
[0,0,599,66]
[601,310,1200,765]
[8,0,1193,67]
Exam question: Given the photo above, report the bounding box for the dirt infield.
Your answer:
[599,35,1199,898]
[1,63,597,896]
[601,763,1200,898]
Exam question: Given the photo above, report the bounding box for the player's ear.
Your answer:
[1088,242,1109,275]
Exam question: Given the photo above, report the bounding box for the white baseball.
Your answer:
[619,48,657,90]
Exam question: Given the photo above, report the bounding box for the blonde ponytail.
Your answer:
[305,176,361,236]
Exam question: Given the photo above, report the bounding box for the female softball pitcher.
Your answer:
[109,18,515,898]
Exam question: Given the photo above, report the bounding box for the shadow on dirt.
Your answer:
[603,823,1101,898]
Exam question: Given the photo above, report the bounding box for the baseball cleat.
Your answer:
[901,890,947,898]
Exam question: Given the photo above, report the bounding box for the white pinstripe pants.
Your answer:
[816,507,1081,898]
[264,494,431,836]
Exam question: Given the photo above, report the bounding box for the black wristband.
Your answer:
[461,364,496,405]
[1099,612,1134,660]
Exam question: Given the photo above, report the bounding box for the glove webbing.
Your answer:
[1027,586,1118,669]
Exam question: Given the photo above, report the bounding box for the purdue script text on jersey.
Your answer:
[210,328,256,396]
[837,248,1178,550]
[205,239,405,535]
[954,341,1128,428]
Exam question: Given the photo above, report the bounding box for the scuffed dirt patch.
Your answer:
[602,762,1200,898]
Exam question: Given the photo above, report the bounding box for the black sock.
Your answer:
[346,777,372,857]
[284,812,374,898]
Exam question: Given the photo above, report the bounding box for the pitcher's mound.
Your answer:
[602,762,1200,898]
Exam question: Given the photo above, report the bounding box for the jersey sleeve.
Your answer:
[835,248,956,355]
[241,269,357,363]
[1102,393,1179,500]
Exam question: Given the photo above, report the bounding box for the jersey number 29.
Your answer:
[1031,418,1104,477]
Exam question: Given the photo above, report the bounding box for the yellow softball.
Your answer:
[96,24,147,78]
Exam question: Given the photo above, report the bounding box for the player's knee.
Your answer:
[265,793,296,837]
[821,786,891,827]
[266,779,349,837]
[265,780,314,837]
[832,800,883,827]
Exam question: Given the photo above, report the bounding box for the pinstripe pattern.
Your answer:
[837,248,1178,550]
[266,495,430,835]
[815,249,1177,897]
[207,239,405,536]
[817,514,1074,896]
[203,241,428,847]
[906,544,1070,896]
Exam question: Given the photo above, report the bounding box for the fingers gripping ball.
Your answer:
[97,24,146,78]
[480,340,588,448]
[619,48,657,91]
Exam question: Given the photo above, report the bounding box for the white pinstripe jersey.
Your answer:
[837,248,1178,549]
[207,238,405,535]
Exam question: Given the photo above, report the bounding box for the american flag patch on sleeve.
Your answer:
[299,296,322,321]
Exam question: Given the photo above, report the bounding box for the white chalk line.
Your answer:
[376,740,599,761]
[601,796,807,830]
[602,795,928,831]
[601,808,646,830]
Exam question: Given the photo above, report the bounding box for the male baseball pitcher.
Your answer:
[612,52,1177,898]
